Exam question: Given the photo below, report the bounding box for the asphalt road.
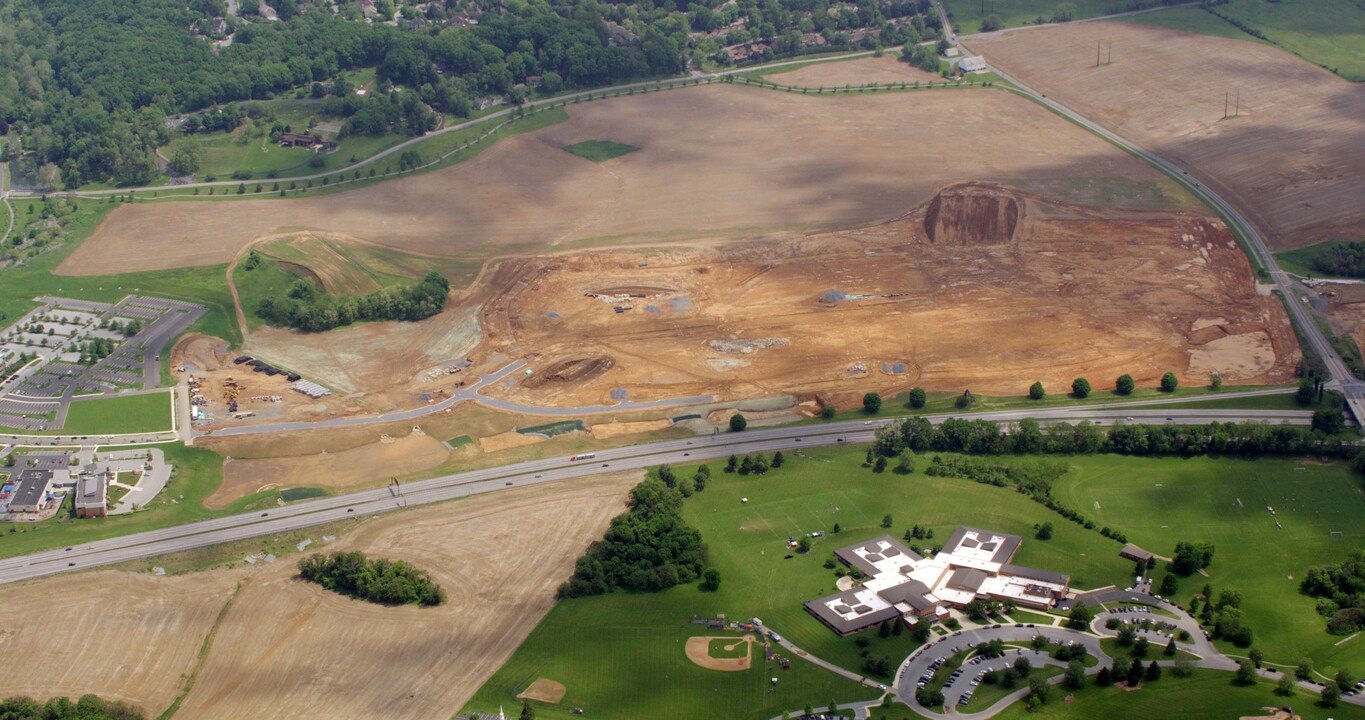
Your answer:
[0,405,1312,585]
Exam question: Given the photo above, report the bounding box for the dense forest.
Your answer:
[0,0,942,187]
[0,696,143,720]
[297,550,446,606]
[557,474,708,597]
[256,270,449,332]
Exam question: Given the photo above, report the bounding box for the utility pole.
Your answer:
[1096,39,1101,68]
[1235,89,1240,117]
[1107,39,1112,65]
[1224,92,1229,119]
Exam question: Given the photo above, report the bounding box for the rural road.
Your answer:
[0,160,13,247]
[938,0,1365,427]
[0,405,1313,585]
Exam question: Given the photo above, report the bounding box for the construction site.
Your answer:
[474,182,1298,409]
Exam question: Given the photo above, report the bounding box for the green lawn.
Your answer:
[959,665,1063,713]
[1199,0,1365,81]
[1114,4,1273,43]
[1098,637,1200,664]
[1052,455,1365,673]
[561,140,639,162]
[1006,608,1057,626]
[60,392,174,435]
[1124,390,1337,412]
[993,669,1365,719]
[0,443,266,559]
[1275,240,1365,280]
[231,257,302,332]
[464,445,1138,719]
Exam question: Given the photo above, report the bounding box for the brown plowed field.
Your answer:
[60,84,1173,275]
[971,21,1365,251]
[476,183,1296,405]
[768,55,943,87]
[174,472,638,720]
[0,570,239,714]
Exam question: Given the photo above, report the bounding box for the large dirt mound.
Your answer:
[523,355,614,389]
[923,183,1021,246]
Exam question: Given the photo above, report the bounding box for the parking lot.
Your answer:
[0,296,203,433]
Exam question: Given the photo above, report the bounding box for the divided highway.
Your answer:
[0,404,1309,585]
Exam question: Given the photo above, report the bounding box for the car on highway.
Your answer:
[505,482,513,486]
[261,512,269,517]
[534,474,543,478]
[347,508,354,513]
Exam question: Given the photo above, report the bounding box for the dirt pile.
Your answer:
[523,355,614,388]
[923,183,1021,246]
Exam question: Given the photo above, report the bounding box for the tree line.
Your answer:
[872,416,1353,461]
[297,550,445,606]
[256,270,449,332]
[1307,241,1365,279]
[0,695,143,719]
[557,473,708,598]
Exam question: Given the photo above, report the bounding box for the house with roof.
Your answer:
[1120,543,1155,565]
[804,526,1070,636]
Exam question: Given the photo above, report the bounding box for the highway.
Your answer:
[0,405,1311,585]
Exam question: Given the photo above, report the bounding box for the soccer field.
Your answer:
[1054,455,1365,673]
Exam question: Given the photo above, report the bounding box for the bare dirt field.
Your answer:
[174,471,639,720]
[475,182,1296,405]
[210,431,451,509]
[61,84,1179,275]
[767,56,942,87]
[590,418,673,439]
[517,678,567,704]
[972,21,1365,251]
[0,569,239,714]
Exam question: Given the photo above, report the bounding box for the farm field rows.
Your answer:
[971,21,1365,253]
[0,471,640,719]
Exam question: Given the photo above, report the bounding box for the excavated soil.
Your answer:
[474,183,1296,407]
[523,355,614,389]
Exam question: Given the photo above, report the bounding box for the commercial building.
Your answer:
[74,464,111,519]
[8,468,54,513]
[804,526,1070,636]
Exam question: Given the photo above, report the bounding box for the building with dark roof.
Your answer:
[1120,543,1155,564]
[804,526,1071,636]
[9,468,53,513]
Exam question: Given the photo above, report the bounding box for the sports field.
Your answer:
[1053,454,1365,673]
[61,392,174,435]
[464,445,1136,718]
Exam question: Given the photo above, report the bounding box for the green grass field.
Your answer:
[993,669,1365,719]
[464,445,1138,719]
[1120,0,1365,81]
[561,140,639,162]
[231,256,307,332]
[1114,4,1273,43]
[1052,455,1365,673]
[1275,240,1364,280]
[60,392,173,435]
